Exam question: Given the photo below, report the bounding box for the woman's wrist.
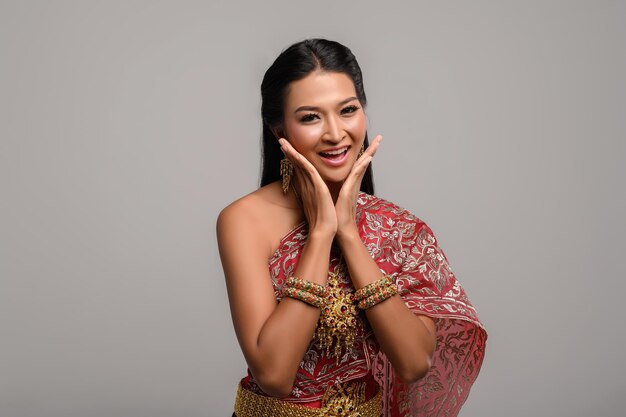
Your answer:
[308,226,336,244]
[335,223,360,245]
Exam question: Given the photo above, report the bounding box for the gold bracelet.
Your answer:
[283,287,326,308]
[354,275,394,301]
[357,284,398,309]
[285,276,327,297]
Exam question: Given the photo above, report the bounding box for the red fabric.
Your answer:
[241,192,487,416]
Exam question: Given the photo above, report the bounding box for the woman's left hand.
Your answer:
[335,135,382,240]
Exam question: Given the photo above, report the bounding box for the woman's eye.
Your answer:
[341,105,360,115]
[300,113,319,122]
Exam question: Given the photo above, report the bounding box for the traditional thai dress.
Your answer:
[234,193,487,417]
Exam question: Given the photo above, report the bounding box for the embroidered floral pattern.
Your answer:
[240,193,486,416]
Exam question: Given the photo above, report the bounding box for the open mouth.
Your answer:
[319,146,350,160]
[318,146,351,167]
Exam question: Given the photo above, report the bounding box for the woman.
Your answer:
[217,38,486,417]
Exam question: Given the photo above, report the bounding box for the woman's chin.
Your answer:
[318,162,354,183]
[320,172,349,186]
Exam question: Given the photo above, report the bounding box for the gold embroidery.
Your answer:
[234,381,382,417]
[320,382,368,417]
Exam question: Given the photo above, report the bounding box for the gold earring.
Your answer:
[280,158,293,194]
[358,144,365,158]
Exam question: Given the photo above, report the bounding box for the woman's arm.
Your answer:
[336,229,437,383]
[332,134,436,383]
[219,138,338,397]
[217,199,334,398]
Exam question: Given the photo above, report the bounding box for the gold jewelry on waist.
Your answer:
[234,380,382,417]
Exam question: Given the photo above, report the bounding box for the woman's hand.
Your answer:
[335,135,382,241]
[279,138,337,239]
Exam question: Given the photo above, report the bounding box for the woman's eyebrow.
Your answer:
[294,96,359,113]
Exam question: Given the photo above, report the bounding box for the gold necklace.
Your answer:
[317,259,360,363]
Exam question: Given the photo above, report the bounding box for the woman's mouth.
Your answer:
[318,146,350,167]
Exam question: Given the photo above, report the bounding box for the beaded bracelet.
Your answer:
[357,284,399,310]
[355,275,394,301]
[285,276,327,297]
[283,287,326,308]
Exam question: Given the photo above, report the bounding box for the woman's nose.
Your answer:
[322,114,344,143]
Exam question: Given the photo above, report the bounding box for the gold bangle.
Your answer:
[283,287,326,308]
[354,275,394,301]
[285,276,327,297]
[357,284,398,310]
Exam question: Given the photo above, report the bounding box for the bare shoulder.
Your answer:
[217,182,289,229]
[217,181,302,258]
[218,190,263,225]
[216,188,269,244]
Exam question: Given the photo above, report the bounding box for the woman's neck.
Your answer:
[326,182,341,205]
[287,180,342,209]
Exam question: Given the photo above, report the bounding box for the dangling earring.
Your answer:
[358,144,365,158]
[280,158,293,194]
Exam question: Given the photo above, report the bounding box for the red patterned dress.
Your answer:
[239,192,487,416]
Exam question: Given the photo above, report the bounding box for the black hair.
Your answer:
[259,38,374,195]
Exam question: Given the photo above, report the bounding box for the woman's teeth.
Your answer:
[320,147,348,158]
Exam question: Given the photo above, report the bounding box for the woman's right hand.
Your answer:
[279,138,337,239]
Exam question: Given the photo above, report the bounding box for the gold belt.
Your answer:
[234,381,382,417]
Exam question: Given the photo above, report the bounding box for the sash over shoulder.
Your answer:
[354,193,487,416]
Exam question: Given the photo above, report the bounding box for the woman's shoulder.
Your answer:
[219,183,276,225]
[357,192,426,226]
[218,189,261,228]
[217,182,302,249]
[357,193,446,254]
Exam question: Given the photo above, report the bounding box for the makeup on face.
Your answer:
[282,71,366,182]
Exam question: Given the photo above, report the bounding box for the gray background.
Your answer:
[1,1,625,416]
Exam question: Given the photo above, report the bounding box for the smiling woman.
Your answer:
[278,72,367,188]
[217,38,487,417]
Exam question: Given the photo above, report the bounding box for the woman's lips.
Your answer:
[318,146,350,167]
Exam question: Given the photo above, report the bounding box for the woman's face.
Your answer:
[280,71,367,185]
